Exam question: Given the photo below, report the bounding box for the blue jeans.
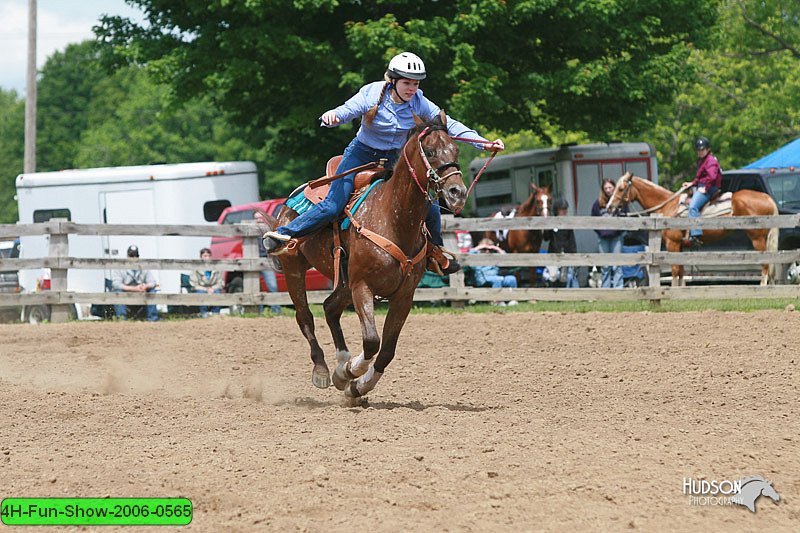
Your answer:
[195,288,221,317]
[598,235,624,289]
[484,274,518,289]
[278,138,400,238]
[260,270,281,314]
[114,288,159,321]
[277,138,447,245]
[565,266,579,288]
[688,186,718,237]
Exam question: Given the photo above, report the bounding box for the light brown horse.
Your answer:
[606,172,778,286]
[262,113,467,400]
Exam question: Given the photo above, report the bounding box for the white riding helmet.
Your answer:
[387,52,426,80]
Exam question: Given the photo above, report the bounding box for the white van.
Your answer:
[16,161,260,319]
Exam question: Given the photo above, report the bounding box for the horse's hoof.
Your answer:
[311,366,331,389]
[332,361,351,391]
[344,380,362,399]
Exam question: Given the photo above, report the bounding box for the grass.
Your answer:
[290,297,798,318]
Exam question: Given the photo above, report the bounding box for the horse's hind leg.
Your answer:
[345,290,414,399]
[283,265,331,389]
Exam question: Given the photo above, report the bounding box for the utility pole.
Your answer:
[24,0,37,173]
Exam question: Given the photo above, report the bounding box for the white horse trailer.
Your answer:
[468,142,658,253]
[15,161,260,321]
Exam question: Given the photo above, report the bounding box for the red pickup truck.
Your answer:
[209,199,332,292]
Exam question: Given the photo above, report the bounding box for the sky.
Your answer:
[0,0,144,94]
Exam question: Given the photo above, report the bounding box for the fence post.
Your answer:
[48,218,70,323]
[441,215,465,309]
[241,222,261,315]
[647,222,662,306]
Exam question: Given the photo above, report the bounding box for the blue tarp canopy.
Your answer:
[745,138,800,169]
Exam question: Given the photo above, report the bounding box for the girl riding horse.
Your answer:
[262,51,504,274]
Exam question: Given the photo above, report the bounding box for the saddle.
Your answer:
[677,191,733,218]
[304,156,388,204]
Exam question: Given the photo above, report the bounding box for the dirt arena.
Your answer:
[1,310,797,531]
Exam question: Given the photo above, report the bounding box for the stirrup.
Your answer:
[425,243,460,275]
[263,231,292,255]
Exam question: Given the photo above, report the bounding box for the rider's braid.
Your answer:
[363,81,390,126]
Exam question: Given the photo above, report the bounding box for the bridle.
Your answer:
[402,126,462,202]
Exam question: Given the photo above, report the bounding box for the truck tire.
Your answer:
[25,304,51,324]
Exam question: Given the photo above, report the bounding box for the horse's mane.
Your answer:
[406,114,448,139]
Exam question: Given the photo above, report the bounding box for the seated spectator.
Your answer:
[469,238,518,306]
[111,245,159,321]
[190,247,224,318]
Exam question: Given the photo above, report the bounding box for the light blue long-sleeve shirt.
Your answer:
[325,81,486,151]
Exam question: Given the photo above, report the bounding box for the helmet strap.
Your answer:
[390,82,409,104]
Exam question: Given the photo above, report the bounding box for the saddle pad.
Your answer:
[285,189,314,216]
[341,179,384,230]
[676,192,733,218]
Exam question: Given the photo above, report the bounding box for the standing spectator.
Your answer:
[591,179,627,288]
[469,238,518,306]
[190,247,223,318]
[111,245,159,321]
[544,197,579,288]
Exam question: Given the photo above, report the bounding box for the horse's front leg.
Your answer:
[333,282,381,395]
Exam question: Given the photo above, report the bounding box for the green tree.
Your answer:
[37,41,106,171]
[648,0,800,187]
[0,89,24,223]
[97,0,717,175]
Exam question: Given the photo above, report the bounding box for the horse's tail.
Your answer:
[254,207,277,231]
[767,200,779,282]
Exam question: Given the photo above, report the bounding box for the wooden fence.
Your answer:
[1,214,800,323]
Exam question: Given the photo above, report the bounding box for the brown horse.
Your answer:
[481,184,551,285]
[606,172,778,286]
[505,183,551,254]
[262,112,467,400]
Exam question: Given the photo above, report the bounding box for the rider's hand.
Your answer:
[682,182,693,189]
[321,111,340,126]
[483,139,504,152]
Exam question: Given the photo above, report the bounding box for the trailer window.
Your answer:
[204,200,232,222]
[537,169,555,193]
[476,193,513,208]
[33,209,71,223]
[479,169,510,182]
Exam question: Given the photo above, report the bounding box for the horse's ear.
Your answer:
[438,110,447,127]
[412,112,424,127]
[530,183,539,192]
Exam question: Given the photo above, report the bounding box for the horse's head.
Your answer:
[607,172,636,214]
[407,112,467,212]
[517,184,552,217]
[533,184,552,217]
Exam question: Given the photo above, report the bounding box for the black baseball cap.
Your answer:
[127,245,139,257]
